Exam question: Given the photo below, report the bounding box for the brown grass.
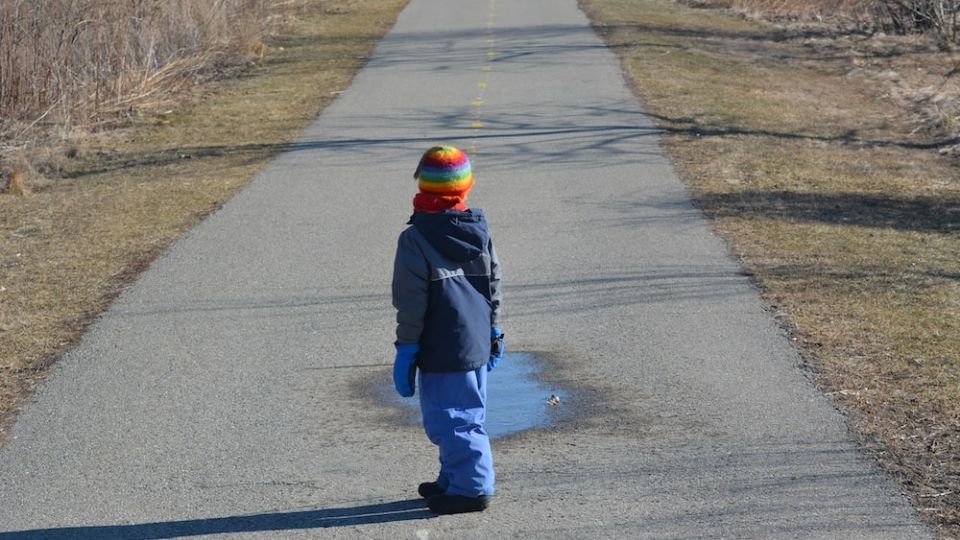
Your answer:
[2,169,27,196]
[581,0,960,536]
[0,0,409,441]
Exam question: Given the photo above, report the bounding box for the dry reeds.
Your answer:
[0,0,282,140]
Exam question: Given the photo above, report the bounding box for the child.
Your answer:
[391,145,505,514]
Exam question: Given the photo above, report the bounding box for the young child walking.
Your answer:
[391,145,504,514]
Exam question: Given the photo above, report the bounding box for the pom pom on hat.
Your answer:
[414,146,474,197]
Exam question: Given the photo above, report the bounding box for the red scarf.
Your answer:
[413,192,468,213]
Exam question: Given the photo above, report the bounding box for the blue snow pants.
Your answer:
[418,367,495,497]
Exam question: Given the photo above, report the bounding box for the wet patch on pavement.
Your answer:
[378,352,570,439]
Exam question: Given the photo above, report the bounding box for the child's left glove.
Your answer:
[393,343,419,397]
[487,327,505,372]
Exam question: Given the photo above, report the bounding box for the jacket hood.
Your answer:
[411,209,488,262]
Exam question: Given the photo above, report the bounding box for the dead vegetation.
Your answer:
[685,0,871,21]
[688,0,960,44]
[874,0,960,42]
[1,169,27,196]
[0,0,281,141]
[680,0,960,148]
[581,0,960,536]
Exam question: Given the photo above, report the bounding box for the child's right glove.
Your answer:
[393,343,419,397]
[487,327,505,372]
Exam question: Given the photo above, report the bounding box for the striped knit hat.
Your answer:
[413,146,474,200]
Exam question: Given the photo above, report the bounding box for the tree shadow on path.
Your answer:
[0,499,432,540]
[60,103,957,181]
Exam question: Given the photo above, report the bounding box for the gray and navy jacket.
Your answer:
[392,208,502,373]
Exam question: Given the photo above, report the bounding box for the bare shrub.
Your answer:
[872,0,960,42]
[0,0,286,142]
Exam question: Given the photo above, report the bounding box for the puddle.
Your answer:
[382,352,567,439]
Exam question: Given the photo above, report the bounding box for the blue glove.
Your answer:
[487,327,505,372]
[393,343,419,397]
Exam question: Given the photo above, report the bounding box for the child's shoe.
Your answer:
[418,482,444,498]
[427,494,490,514]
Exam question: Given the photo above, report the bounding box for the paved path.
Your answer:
[0,1,931,538]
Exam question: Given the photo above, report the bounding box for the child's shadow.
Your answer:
[0,499,433,539]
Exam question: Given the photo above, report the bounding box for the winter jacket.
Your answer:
[392,208,502,372]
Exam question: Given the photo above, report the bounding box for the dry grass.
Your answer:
[581,0,960,536]
[1,169,27,196]
[0,0,409,440]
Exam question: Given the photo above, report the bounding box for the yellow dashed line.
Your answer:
[470,0,496,156]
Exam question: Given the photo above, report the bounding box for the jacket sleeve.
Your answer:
[392,230,429,345]
[489,238,502,326]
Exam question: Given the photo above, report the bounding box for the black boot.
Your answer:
[427,494,490,514]
[417,482,445,499]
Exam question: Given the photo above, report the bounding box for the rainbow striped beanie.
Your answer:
[414,146,474,199]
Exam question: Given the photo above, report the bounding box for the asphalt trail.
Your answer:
[0,0,930,538]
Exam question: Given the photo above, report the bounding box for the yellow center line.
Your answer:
[469,0,496,157]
